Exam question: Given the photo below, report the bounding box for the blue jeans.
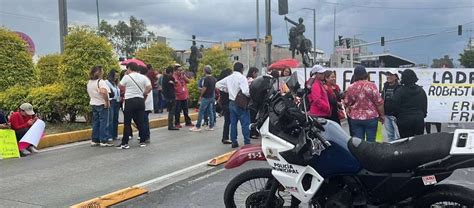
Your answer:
[92,105,109,143]
[384,115,399,142]
[108,100,120,139]
[196,97,215,128]
[229,101,250,145]
[350,118,378,142]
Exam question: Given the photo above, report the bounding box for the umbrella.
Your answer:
[268,58,300,71]
[121,58,146,67]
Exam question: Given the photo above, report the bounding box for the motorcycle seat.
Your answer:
[347,133,453,173]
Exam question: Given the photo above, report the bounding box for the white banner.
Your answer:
[292,68,474,123]
[19,119,45,148]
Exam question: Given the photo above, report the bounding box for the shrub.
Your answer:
[187,78,199,108]
[36,54,63,85]
[61,26,118,122]
[0,85,30,113]
[0,27,35,91]
[26,83,66,122]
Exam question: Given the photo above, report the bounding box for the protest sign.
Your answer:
[19,119,45,150]
[0,129,20,159]
[293,68,474,123]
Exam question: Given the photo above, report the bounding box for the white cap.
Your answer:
[20,103,35,115]
[311,65,327,74]
[386,69,399,78]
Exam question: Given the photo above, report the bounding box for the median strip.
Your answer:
[70,187,148,208]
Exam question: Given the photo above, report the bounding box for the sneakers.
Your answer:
[175,124,183,128]
[139,143,146,147]
[205,127,215,131]
[20,149,31,156]
[116,144,130,149]
[100,142,114,147]
[231,143,239,148]
[189,127,202,132]
[27,146,40,153]
[222,139,232,144]
[91,141,100,147]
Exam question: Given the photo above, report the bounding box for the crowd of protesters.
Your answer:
[82,57,439,152]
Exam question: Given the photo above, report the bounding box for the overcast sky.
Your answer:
[1,0,473,65]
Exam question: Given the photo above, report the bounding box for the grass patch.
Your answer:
[45,122,91,134]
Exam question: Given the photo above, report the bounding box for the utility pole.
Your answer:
[303,8,316,64]
[255,0,262,69]
[58,0,68,53]
[96,0,100,29]
[332,6,336,55]
[350,34,361,68]
[265,0,271,66]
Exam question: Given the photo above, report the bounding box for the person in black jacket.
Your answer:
[162,66,179,130]
[381,69,401,141]
[392,69,427,138]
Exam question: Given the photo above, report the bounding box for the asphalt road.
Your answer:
[0,117,235,207]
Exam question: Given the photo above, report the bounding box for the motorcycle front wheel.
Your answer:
[415,184,474,208]
[224,168,293,208]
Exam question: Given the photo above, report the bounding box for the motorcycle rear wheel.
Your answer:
[415,184,474,208]
[224,168,292,208]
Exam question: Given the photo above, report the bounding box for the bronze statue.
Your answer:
[284,16,312,67]
[189,35,200,74]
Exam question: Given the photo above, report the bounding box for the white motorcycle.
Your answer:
[223,75,474,207]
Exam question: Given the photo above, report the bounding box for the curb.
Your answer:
[38,113,198,149]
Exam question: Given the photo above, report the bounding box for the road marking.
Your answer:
[188,168,226,184]
[135,160,211,188]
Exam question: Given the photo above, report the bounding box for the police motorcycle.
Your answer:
[223,74,474,207]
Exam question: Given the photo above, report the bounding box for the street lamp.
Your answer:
[96,0,100,29]
[302,8,316,61]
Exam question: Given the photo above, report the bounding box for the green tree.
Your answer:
[99,16,156,57]
[0,27,35,91]
[197,48,232,79]
[459,50,474,68]
[36,54,63,85]
[135,42,175,70]
[431,55,454,68]
[61,26,118,122]
[187,48,232,106]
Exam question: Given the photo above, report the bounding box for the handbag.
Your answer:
[235,90,250,109]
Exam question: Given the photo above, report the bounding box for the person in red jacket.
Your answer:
[308,65,331,118]
[173,64,194,128]
[9,103,39,156]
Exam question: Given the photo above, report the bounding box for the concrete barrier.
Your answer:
[38,113,198,149]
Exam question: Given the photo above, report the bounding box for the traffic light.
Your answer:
[338,36,343,46]
[381,36,385,46]
[340,57,344,64]
[458,25,462,36]
[346,39,351,48]
[278,0,288,15]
